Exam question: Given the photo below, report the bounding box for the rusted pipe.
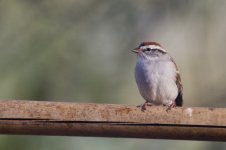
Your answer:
[0,100,225,141]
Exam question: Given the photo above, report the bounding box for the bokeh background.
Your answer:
[0,0,226,149]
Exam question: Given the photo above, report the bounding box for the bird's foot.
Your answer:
[137,101,152,111]
[166,102,176,112]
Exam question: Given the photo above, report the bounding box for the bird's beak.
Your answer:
[132,48,140,53]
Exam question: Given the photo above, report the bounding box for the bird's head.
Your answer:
[132,42,167,58]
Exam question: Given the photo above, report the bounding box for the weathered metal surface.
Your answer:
[0,100,226,141]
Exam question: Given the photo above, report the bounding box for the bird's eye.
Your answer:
[146,48,151,51]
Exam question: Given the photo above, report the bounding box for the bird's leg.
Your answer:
[137,101,152,111]
[166,101,176,112]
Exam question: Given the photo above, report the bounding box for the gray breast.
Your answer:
[135,56,178,105]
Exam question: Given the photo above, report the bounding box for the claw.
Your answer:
[166,102,176,112]
[137,101,152,111]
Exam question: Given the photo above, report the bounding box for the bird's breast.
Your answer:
[135,57,178,104]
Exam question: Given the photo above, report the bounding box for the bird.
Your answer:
[132,41,183,111]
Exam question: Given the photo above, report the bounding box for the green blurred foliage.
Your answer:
[0,0,226,149]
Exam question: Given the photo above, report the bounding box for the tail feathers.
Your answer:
[175,91,183,106]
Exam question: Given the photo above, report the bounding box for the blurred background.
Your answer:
[0,0,226,149]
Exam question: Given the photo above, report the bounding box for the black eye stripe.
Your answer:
[144,48,157,51]
[143,48,166,54]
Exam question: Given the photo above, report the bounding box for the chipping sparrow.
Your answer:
[132,42,183,111]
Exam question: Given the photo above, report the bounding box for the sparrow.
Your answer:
[132,42,183,111]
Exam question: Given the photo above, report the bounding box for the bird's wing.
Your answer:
[175,71,183,106]
[171,57,183,106]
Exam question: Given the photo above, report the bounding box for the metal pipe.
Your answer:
[0,100,225,141]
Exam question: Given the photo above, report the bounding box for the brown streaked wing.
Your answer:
[170,57,183,106]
